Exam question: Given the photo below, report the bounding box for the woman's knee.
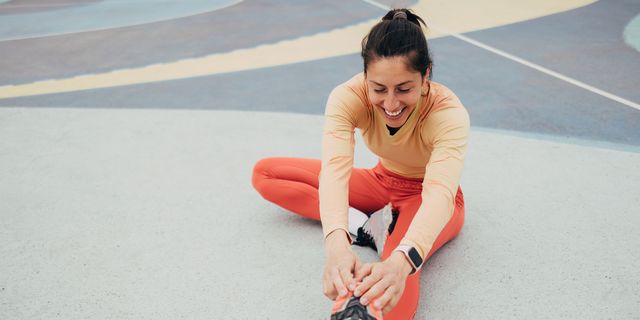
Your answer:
[251,157,278,192]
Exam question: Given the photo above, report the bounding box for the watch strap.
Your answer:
[394,245,423,275]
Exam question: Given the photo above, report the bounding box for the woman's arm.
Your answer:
[402,104,470,262]
[320,79,369,300]
[319,81,367,243]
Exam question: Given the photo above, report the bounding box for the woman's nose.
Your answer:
[384,94,400,109]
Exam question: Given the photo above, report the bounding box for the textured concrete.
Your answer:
[1,0,639,319]
[0,109,638,319]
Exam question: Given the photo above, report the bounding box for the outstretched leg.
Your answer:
[381,188,465,320]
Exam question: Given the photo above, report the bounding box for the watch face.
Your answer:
[408,247,423,267]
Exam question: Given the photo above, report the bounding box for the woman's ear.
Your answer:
[421,70,430,96]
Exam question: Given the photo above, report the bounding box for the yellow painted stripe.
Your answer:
[0,0,595,99]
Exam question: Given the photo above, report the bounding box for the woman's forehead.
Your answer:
[367,57,421,85]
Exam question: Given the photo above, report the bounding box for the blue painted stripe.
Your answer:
[0,0,241,41]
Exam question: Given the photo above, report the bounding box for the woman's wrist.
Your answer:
[389,251,414,276]
[325,229,352,253]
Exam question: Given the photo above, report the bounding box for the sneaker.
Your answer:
[352,204,398,257]
[330,290,383,320]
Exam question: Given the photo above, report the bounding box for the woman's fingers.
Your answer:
[354,266,382,297]
[331,267,349,297]
[359,277,389,305]
[339,265,356,292]
[372,284,400,313]
[322,246,359,300]
[343,256,410,314]
[382,292,402,315]
[354,263,373,282]
[322,271,338,300]
[352,258,362,289]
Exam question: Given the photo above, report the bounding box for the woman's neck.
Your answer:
[386,125,401,136]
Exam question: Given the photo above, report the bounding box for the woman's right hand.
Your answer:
[322,229,360,300]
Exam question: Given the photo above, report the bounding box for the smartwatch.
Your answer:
[394,245,423,275]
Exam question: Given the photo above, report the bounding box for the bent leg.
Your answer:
[251,157,389,221]
[381,187,465,320]
[252,157,323,220]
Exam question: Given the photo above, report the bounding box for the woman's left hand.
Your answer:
[353,251,414,315]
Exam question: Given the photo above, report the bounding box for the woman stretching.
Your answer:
[252,8,469,320]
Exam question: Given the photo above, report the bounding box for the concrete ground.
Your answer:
[1,0,639,319]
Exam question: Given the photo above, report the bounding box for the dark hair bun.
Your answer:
[361,8,433,78]
[392,11,407,20]
[381,9,426,28]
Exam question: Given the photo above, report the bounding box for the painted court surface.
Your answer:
[1,0,639,319]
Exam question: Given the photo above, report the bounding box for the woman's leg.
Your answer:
[251,157,390,221]
[381,187,465,320]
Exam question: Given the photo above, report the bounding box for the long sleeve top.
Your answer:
[319,72,470,258]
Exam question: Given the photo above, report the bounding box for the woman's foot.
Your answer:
[352,204,398,256]
[330,289,383,320]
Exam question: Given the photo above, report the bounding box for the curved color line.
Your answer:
[365,0,640,111]
[447,32,640,111]
[0,0,242,42]
[0,0,595,99]
[623,13,640,52]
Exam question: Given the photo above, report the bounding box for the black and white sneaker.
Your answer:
[330,290,383,320]
[352,204,399,256]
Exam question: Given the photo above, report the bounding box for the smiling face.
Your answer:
[366,56,429,128]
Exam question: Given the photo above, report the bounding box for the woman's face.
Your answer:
[366,56,428,128]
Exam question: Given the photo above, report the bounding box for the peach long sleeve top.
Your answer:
[319,72,470,258]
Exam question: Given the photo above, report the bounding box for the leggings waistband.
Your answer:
[373,162,423,190]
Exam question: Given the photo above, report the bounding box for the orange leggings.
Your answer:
[251,157,465,320]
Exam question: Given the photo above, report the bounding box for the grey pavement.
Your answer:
[1,109,638,319]
[1,0,639,319]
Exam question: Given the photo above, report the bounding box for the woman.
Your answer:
[252,8,469,319]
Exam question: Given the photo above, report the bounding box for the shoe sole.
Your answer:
[331,291,383,320]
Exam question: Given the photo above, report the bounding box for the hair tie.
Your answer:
[392,11,407,20]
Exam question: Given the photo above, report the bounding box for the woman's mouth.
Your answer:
[383,106,406,119]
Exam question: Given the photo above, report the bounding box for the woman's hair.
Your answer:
[361,8,432,78]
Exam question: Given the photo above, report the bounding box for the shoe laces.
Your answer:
[331,295,378,320]
[353,227,378,252]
